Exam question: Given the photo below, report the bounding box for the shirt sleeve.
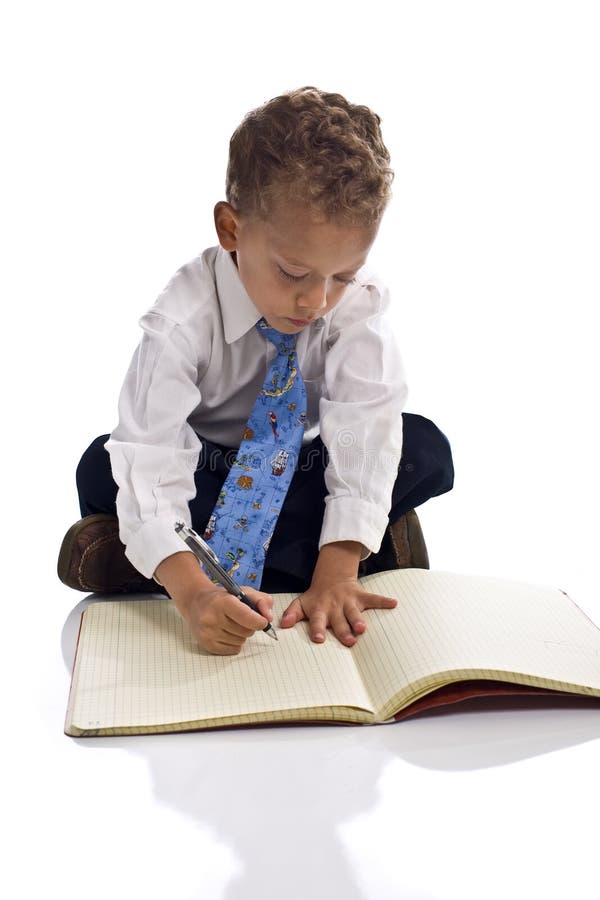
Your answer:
[318,282,408,559]
[104,309,205,579]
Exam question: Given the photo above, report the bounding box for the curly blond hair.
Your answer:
[225,86,394,226]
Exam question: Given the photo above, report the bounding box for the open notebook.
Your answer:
[65,568,600,736]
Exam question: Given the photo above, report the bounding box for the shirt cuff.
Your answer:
[318,496,390,561]
[122,515,196,580]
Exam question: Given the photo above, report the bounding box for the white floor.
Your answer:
[4,4,600,897]
[7,498,598,900]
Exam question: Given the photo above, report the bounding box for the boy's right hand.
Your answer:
[154,551,273,655]
[179,585,274,655]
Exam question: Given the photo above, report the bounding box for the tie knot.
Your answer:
[256,317,296,352]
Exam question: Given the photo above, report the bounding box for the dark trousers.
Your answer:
[76,413,454,593]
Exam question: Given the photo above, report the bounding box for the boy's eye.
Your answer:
[278,266,306,283]
[277,265,356,286]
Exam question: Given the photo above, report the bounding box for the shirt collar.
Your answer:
[215,245,263,344]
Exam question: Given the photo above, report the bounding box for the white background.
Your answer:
[2,2,599,898]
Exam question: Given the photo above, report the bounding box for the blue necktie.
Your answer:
[202,317,307,589]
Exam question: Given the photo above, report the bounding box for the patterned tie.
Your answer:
[201,317,307,589]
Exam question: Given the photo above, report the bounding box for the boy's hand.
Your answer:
[179,584,274,655]
[155,551,273,655]
[279,574,397,647]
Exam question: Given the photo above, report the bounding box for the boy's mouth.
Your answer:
[287,317,314,327]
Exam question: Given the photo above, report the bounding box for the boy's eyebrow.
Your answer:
[281,254,365,276]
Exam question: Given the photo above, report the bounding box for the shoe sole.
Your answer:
[56,513,120,589]
[405,509,430,568]
[389,509,430,569]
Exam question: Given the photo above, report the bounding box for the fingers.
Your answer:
[332,595,395,645]
[281,595,329,643]
[329,608,357,646]
[362,594,398,610]
[242,586,274,623]
[223,609,267,635]
[307,609,328,643]
[305,593,396,646]
[196,587,273,655]
[279,596,305,628]
[212,585,398,654]
[223,585,273,631]
[210,639,251,656]
[221,617,256,640]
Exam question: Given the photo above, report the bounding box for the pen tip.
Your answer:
[268,628,278,641]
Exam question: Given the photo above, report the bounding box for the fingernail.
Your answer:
[314,632,324,641]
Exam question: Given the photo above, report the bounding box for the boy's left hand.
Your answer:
[279,575,397,647]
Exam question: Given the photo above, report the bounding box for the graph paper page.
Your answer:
[351,569,600,717]
[66,597,373,732]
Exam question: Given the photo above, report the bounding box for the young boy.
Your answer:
[57,86,454,655]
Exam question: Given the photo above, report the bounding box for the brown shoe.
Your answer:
[359,508,430,577]
[57,514,166,594]
[389,508,430,569]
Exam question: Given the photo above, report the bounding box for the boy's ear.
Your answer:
[213,201,240,251]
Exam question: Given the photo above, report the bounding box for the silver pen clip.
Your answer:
[173,520,278,640]
[174,520,243,598]
[174,521,219,563]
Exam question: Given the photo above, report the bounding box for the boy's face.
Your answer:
[214,197,379,333]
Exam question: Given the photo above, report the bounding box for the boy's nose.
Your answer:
[297,284,328,312]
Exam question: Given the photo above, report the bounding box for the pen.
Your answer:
[174,521,278,641]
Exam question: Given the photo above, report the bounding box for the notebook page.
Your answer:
[352,569,600,718]
[66,597,373,733]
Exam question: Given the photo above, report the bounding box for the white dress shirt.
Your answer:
[105,245,409,579]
